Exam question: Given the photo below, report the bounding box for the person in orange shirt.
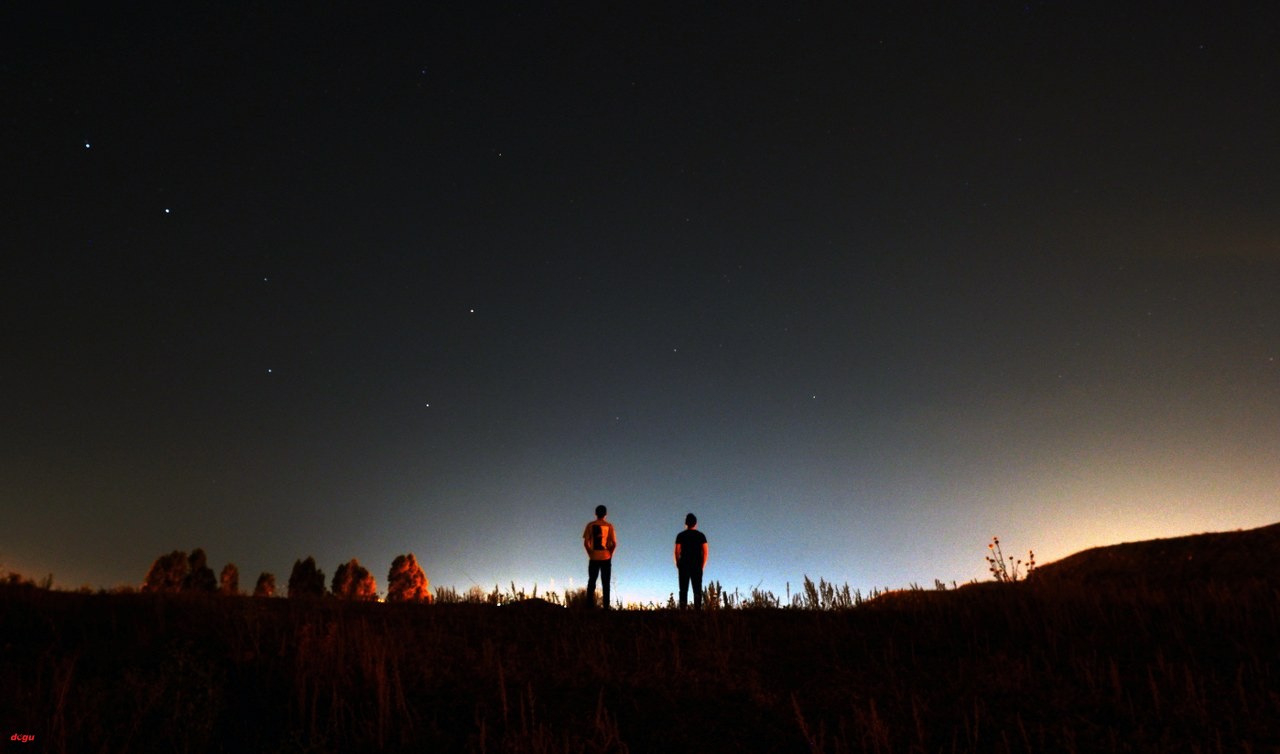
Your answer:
[582,505,617,609]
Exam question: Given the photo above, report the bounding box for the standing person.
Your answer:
[674,513,709,609]
[582,505,617,609]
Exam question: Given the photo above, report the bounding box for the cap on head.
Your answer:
[596,505,607,518]
[685,512,697,527]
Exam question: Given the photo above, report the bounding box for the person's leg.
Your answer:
[600,560,612,609]
[587,561,600,607]
[678,568,690,608]
[691,569,703,609]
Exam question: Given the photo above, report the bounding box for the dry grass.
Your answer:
[3,525,1279,752]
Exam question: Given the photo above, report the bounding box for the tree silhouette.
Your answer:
[332,558,378,601]
[183,549,217,593]
[386,553,432,602]
[219,563,240,595]
[287,557,326,599]
[253,572,276,598]
[142,550,188,593]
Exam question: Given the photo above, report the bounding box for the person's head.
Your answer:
[685,512,697,528]
[595,505,607,519]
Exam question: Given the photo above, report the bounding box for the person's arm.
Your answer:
[607,526,617,555]
[700,542,708,570]
[673,543,681,567]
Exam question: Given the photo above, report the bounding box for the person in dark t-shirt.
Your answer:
[582,505,617,609]
[673,512,709,609]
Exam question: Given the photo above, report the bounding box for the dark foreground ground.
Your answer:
[3,567,1279,754]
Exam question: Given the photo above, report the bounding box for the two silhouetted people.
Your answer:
[582,508,710,610]
[674,513,709,609]
[583,505,617,609]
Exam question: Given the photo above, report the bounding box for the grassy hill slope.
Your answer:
[1031,521,1280,587]
[2,524,1278,753]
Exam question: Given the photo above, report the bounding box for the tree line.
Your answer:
[141,549,432,602]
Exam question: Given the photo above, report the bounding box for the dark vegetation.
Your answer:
[2,524,1278,753]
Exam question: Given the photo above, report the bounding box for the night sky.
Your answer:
[6,3,1278,603]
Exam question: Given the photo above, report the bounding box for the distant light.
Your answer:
[267,368,273,373]
[164,208,171,214]
[84,142,91,149]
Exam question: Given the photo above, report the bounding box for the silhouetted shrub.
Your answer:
[386,553,432,602]
[142,550,189,593]
[332,558,378,601]
[253,572,276,598]
[3,572,52,589]
[184,549,217,593]
[219,563,240,595]
[986,536,1035,583]
[287,557,326,599]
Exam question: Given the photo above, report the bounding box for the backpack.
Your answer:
[590,523,612,551]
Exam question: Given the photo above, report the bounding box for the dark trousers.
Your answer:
[587,559,611,609]
[678,566,703,609]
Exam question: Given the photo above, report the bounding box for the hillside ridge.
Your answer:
[1031,521,1280,586]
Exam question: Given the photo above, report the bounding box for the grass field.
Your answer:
[3,527,1279,753]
